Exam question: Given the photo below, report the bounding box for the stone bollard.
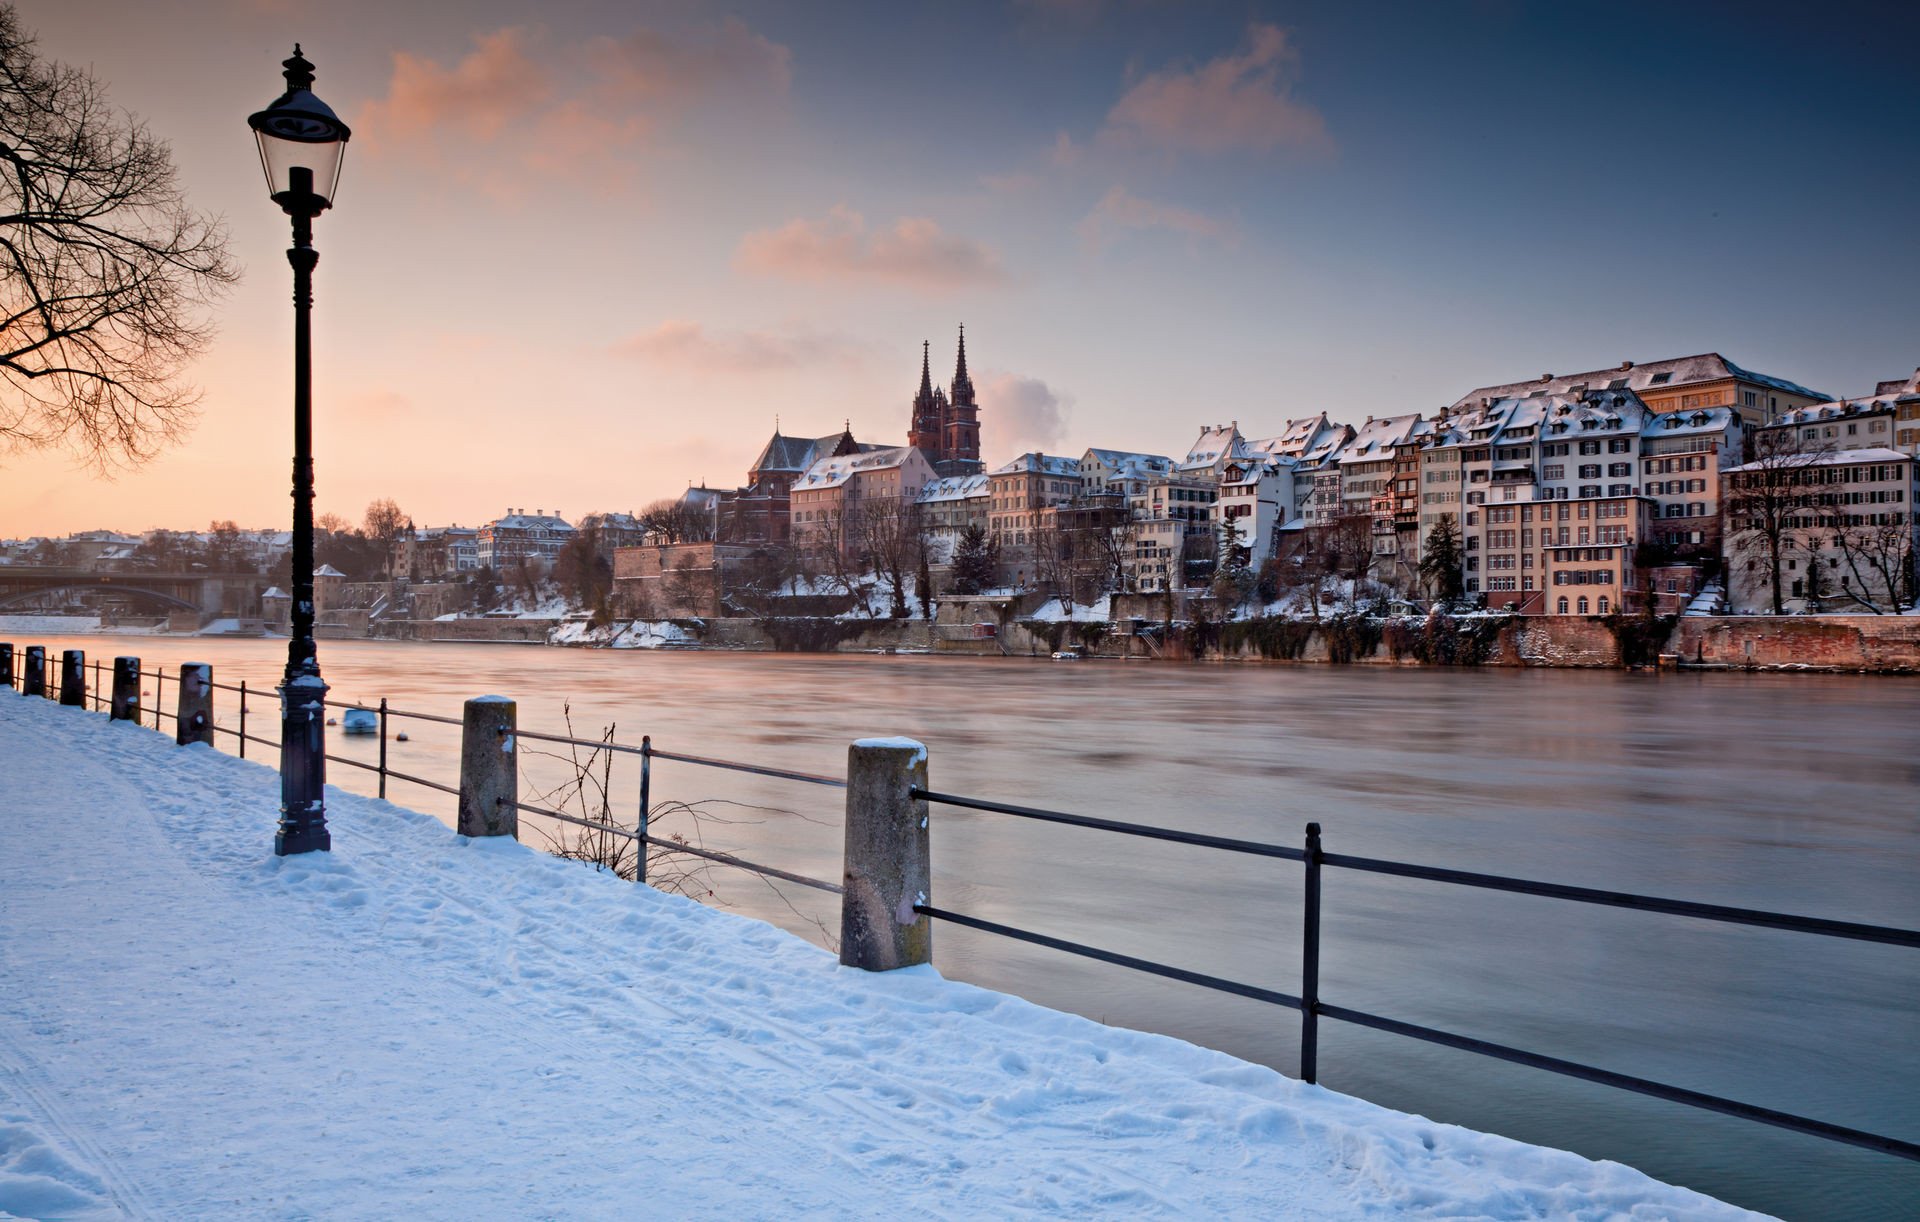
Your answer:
[0,643,12,689]
[59,650,86,706]
[175,662,214,746]
[458,696,518,839]
[23,646,46,697]
[111,657,142,722]
[840,737,932,972]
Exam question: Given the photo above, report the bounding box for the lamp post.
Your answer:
[250,46,350,856]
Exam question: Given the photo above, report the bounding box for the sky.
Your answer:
[4,0,1917,535]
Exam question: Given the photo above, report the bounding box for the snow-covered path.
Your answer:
[0,694,1759,1219]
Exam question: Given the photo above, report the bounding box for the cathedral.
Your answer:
[908,327,984,478]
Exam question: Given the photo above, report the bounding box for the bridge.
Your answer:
[0,566,272,618]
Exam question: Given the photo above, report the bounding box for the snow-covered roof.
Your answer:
[1082,448,1173,476]
[1179,424,1249,470]
[1219,459,1293,487]
[1643,406,1739,437]
[991,452,1081,478]
[915,474,990,504]
[314,564,347,577]
[1449,354,1827,413]
[489,512,576,532]
[1726,447,1913,473]
[797,446,929,490]
[1777,375,1920,424]
[1872,368,1920,398]
[1335,414,1424,465]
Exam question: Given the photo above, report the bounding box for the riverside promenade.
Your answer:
[0,693,1759,1219]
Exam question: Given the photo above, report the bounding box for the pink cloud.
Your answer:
[588,18,792,104]
[734,207,1006,291]
[615,320,873,374]
[1103,23,1330,155]
[1077,186,1236,249]
[358,28,551,148]
[353,21,789,203]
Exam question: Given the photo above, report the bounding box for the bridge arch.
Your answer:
[0,584,202,612]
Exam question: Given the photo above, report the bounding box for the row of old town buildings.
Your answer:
[610,337,1919,618]
[9,333,1918,620]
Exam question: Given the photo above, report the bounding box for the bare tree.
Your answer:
[638,497,715,545]
[1726,429,1830,615]
[363,498,407,581]
[1822,510,1917,614]
[0,6,237,468]
[857,499,924,619]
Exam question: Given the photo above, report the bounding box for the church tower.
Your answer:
[906,329,985,478]
[942,325,983,476]
[907,340,942,457]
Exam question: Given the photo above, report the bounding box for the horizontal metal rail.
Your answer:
[382,706,463,727]
[1319,851,1920,948]
[1316,1002,1920,1163]
[499,798,843,896]
[913,789,1305,860]
[648,746,848,790]
[916,904,1301,1009]
[507,725,849,790]
[383,768,459,798]
[510,726,647,757]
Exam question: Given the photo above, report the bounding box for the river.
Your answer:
[12,632,1920,1220]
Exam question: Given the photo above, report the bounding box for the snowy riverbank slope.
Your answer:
[0,695,1761,1220]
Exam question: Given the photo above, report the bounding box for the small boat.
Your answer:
[341,707,378,735]
[1050,650,1082,661]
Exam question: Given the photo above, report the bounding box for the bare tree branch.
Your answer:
[0,5,236,469]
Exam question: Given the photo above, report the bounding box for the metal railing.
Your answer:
[5,652,841,897]
[497,724,845,894]
[910,790,1920,1165]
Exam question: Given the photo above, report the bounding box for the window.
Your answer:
[1579,464,1601,479]
[1608,439,1632,453]
[1557,596,1569,613]
[1598,597,1610,613]
[1648,372,1673,385]
[1608,463,1630,477]
[1577,596,1590,613]
[1579,441,1601,456]
[1543,465,1565,479]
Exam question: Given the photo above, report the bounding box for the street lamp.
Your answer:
[250,46,350,856]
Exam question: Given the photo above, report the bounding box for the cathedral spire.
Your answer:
[951,325,973,403]
[918,340,933,399]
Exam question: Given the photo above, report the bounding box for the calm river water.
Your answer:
[17,633,1920,1219]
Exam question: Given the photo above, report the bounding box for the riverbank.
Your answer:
[13,606,1920,671]
[0,693,1762,1219]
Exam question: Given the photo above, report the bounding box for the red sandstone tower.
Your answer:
[908,327,984,478]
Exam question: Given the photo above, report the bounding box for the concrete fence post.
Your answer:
[176,662,214,746]
[458,696,518,839]
[23,646,46,697]
[840,737,931,971]
[0,643,13,688]
[59,650,85,706]
[111,657,142,722]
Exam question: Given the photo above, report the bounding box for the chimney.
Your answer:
[1620,360,1633,370]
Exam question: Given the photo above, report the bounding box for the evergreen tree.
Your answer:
[950,523,997,594]
[916,546,934,619]
[1419,512,1465,603]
